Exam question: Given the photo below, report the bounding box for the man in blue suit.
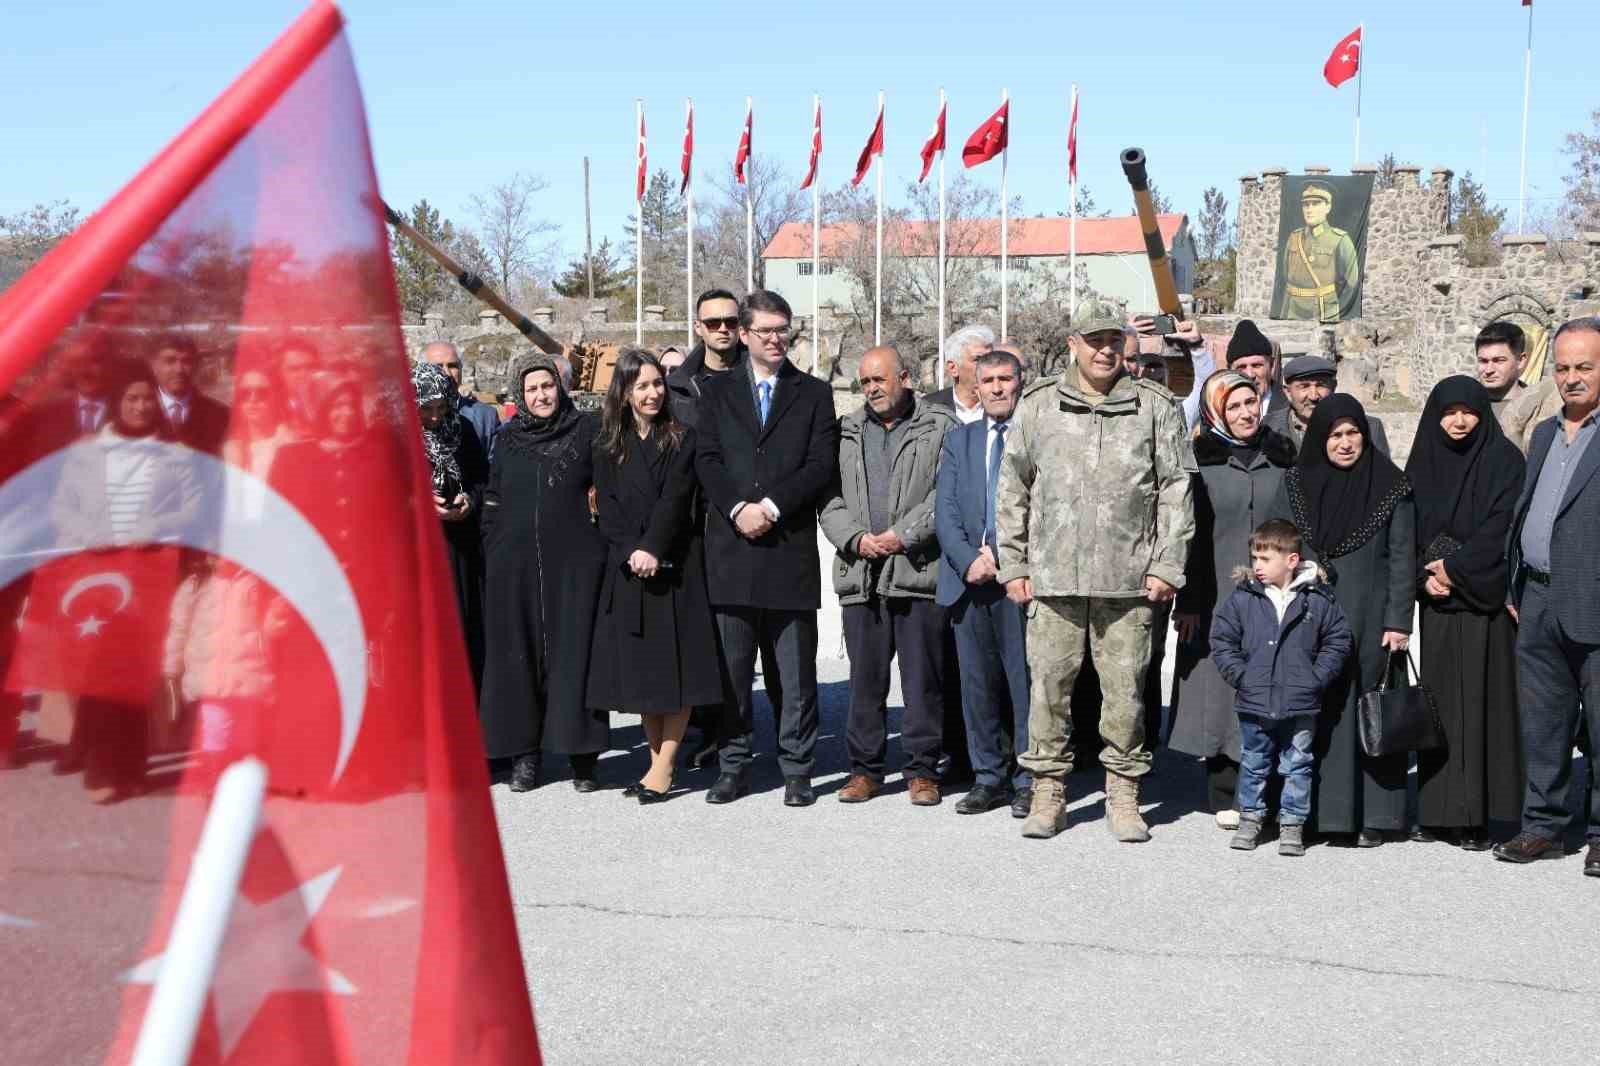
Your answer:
[936,349,1032,817]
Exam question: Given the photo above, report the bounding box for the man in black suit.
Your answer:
[149,335,230,452]
[1498,317,1600,876]
[695,290,840,807]
[24,331,110,452]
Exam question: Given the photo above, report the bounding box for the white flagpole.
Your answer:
[686,99,695,350]
[1353,23,1363,166]
[636,98,644,344]
[1069,83,1078,321]
[130,758,268,1066]
[874,90,885,347]
[1000,87,1009,342]
[1517,4,1533,233]
[812,92,821,374]
[745,96,754,293]
[937,87,947,389]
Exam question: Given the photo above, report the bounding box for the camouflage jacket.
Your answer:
[995,365,1196,599]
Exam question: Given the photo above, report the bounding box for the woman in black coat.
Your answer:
[1406,376,1526,849]
[1268,394,1416,846]
[1170,369,1299,829]
[411,362,489,691]
[588,349,722,802]
[478,356,609,792]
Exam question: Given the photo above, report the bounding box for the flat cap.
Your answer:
[1282,355,1337,382]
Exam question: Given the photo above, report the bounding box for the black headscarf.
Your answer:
[1286,393,1409,559]
[498,354,579,457]
[1405,375,1526,610]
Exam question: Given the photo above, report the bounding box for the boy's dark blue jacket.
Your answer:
[1209,562,1353,721]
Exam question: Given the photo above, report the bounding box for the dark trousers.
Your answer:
[694,637,781,739]
[1515,581,1600,843]
[1206,755,1239,815]
[715,607,818,778]
[842,596,947,782]
[950,586,1030,790]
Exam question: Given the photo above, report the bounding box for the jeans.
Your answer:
[1237,713,1316,825]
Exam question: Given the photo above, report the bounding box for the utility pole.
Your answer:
[583,155,595,300]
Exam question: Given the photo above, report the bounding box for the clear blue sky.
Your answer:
[3,0,1591,267]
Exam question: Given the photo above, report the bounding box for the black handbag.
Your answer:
[1357,651,1445,757]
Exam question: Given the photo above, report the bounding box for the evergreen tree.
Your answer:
[1450,171,1507,266]
[390,198,455,321]
[552,238,628,299]
[621,168,689,311]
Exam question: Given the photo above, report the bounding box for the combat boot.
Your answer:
[1278,823,1306,857]
[1020,776,1069,839]
[1231,815,1264,851]
[1104,771,1151,843]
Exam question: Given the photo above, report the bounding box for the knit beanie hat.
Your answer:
[1226,319,1273,365]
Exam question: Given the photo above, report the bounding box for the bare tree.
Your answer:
[468,173,560,294]
[1560,107,1600,234]
[0,199,81,291]
[698,154,808,293]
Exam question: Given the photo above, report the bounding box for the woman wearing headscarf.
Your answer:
[587,349,721,802]
[1169,369,1299,829]
[1268,393,1416,846]
[411,362,489,689]
[1406,376,1526,849]
[478,355,609,793]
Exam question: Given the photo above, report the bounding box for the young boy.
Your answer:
[1209,519,1352,856]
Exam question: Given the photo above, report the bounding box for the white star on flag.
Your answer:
[124,867,356,1057]
[77,614,106,637]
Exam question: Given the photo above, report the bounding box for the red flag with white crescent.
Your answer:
[680,100,694,195]
[962,99,1009,168]
[918,99,945,183]
[851,101,884,188]
[636,105,647,202]
[734,99,753,185]
[1324,25,1362,88]
[800,99,821,190]
[0,3,540,1063]
[1067,88,1080,183]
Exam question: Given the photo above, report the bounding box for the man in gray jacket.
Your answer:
[821,346,958,806]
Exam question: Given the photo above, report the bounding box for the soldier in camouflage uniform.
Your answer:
[995,298,1196,841]
[1273,182,1360,323]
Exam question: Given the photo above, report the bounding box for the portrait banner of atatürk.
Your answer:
[1269,173,1373,323]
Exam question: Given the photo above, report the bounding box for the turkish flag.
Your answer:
[962,99,1009,168]
[680,100,694,195]
[799,99,821,191]
[918,99,946,183]
[1324,26,1362,88]
[0,3,540,1064]
[734,100,753,184]
[851,103,884,187]
[636,106,647,202]
[1067,88,1080,183]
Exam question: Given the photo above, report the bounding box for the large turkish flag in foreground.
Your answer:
[0,3,539,1063]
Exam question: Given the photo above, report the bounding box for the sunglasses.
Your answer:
[699,316,739,331]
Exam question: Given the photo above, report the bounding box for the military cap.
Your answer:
[1282,355,1337,382]
[1069,297,1125,336]
[1300,182,1334,205]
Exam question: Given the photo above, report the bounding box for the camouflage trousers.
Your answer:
[1018,596,1155,780]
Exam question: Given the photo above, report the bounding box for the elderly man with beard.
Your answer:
[995,299,1195,842]
[821,346,957,805]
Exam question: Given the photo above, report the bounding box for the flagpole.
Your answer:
[745,95,754,293]
[937,87,947,389]
[874,90,885,347]
[130,759,268,1066]
[636,98,644,344]
[1069,83,1078,321]
[1518,3,1533,233]
[686,98,695,350]
[1353,23,1363,166]
[812,92,821,374]
[1000,87,1009,342]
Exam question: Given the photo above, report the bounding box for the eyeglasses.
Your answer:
[746,326,791,342]
[699,316,739,331]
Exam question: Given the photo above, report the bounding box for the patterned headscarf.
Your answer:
[1197,368,1261,447]
[410,361,462,493]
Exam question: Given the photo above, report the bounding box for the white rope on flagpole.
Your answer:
[1000,87,1009,343]
[812,92,821,374]
[874,90,884,348]
[1353,23,1363,167]
[130,757,268,1066]
[686,99,694,350]
[937,87,947,389]
[636,98,644,344]
[1518,4,1533,233]
[1069,83,1078,322]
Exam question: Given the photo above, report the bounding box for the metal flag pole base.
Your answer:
[131,757,269,1066]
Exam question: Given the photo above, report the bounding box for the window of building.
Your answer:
[1013,256,1031,271]
[797,261,813,276]
[820,262,835,276]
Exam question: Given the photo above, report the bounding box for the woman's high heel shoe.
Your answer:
[637,781,672,805]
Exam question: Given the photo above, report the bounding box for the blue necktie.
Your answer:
[757,380,772,427]
[984,421,1008,550]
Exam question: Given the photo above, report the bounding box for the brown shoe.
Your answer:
[1492,831,1565,864]
[837,774,880,803]
[907,776,941,806]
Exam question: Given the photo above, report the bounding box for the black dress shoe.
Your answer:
[705,772,748,805]
[1011,787,1033,819]
[1409,825,1441,843]
[1585,843,1600,878]
[621,781,643,798]
[572,773,598,794]
[783,775,815,807]
[1356,829,1385,848]
[1458,827,1491,852]
[637,783,671,805]
[1492,831,1565,863]
[955,784,1010,815]
[508,752,542,793]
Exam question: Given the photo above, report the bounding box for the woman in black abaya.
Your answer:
[1406,375,1526,849]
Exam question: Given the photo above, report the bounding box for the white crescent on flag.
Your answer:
[58,570,133,616]
[0,439,367,782]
